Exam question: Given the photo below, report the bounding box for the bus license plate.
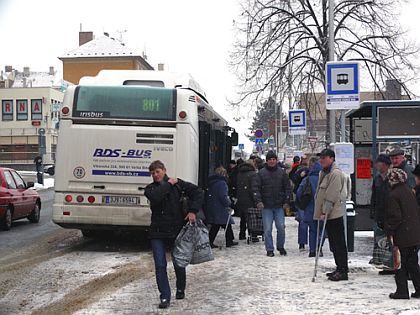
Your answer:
[103,196,140,205]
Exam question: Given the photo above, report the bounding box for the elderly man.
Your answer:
[389,148,416,188]
[314,149,348,281]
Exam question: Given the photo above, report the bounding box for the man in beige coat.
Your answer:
[314,149,349,281]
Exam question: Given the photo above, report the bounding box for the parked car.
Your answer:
[0,168,41,231]
[43,165,55,176]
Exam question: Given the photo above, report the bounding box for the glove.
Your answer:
[322,200,333,215]
[256,202,264,211]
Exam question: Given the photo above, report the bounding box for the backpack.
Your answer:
[296,177,313,210]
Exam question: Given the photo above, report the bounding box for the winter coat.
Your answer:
[236,163,257,212]
[205,175,234,225]
[370,172,389,228]
[297,162,321,223]
[385,182,420,248]
[252,164,291,209]
[145,176,202,239]
[397,160,416,189]
[314,162,347,220]
[228,167,239,198]
[415,186,420,207]
[291,166,310,194]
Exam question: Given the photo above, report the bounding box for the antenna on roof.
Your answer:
[142,43,148,60]
[80,23,82,32]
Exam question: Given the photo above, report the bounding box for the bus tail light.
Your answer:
[63,211,70,215]
[62,106,70,115]
[179,111,187,120]
[65,195,73,203]
[76,195,84,203]
[88,196,95,204]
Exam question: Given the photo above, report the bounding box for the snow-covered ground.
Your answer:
[2,218,419,315]
[33,178,54,190]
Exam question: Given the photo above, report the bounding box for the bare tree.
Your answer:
[231,0,418,140]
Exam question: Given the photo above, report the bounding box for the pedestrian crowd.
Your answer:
[144,147,420,309]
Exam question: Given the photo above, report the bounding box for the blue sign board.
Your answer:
[288,109,306,135]
[255,138,264,146]
[326,62,360,110]
[238,143,245,150]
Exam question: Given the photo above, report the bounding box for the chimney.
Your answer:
[49,66,55,75]
[23,77,27,88]
[79,31,93,46]
[158,63,165,71]
[385,79,402,100]
[23,67,30,77]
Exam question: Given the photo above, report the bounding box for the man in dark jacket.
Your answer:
[385,168,420,299]
[145,160,202,309]
[413,165,420,207]
[370,154,394,274]
[236,160,257,240]
[389,148,416,188]
[253,151,291,257]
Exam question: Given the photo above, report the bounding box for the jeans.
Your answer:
[326,216,348,273]
[307,220,325,253]
[209,224,234,245]
[297,209,308,245]
[395,246,420,295]
[262,208,285,252]
[151,238,186,301]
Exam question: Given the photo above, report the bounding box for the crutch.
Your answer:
[220,208,234,250]
[312,213,328,282]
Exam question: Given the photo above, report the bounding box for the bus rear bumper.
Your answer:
[52,203,151,230]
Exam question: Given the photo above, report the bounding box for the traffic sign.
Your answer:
[288,109,306,135]
[326,62,360,110]
[255,138,264,146]
[238,143,245,150]
[255,129,263,138]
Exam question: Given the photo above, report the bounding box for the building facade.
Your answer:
[59,32,154,84]
[0,67,66,170]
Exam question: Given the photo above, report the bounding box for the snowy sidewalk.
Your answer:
[75,218,420,315]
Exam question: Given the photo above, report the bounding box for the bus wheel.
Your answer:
[81,229,97,238]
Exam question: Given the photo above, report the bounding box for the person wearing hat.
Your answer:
[370,154,394,274]
[314,148,349,281]
[413,165,420,207]
[252,150,291,257]
[385,168,420,299]
[389,148,416,189]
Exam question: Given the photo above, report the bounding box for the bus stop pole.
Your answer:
[328,0,336,145]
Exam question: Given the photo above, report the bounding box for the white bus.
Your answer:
[52,70,237,236]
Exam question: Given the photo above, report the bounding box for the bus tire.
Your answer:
[28,201,41,223]
[81,229,97,238]
[2,206,12,231]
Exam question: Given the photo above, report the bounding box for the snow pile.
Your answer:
[33,178,54,190]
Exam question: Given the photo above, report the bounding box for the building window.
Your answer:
[16,99,28,121]
[2,100,13,121]
[31,99,42,120]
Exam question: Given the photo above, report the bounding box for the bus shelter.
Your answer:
[347,100,420,210]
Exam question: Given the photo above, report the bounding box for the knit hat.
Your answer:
[413,165,420,177]
[293,156,300,163]
[266,151,278,160]
[376,154,391,166]
[387,168,407,186]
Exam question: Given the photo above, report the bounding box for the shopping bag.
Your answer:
[375,236,394,269]
[190,220,214,265]
[173,223,196,268]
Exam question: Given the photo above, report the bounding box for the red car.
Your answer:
[0,168,41,231]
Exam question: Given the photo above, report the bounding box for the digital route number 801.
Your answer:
[143,99,160,112]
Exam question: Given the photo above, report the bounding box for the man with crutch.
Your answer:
[313,149,349,281]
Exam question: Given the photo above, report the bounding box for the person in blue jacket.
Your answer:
[205,166,238,248]
[297,157,323,257]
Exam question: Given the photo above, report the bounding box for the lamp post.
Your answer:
[328,0,336,145]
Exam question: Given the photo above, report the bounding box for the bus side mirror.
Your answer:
[231,131,238,146]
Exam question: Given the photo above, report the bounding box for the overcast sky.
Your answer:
[1,0,419,152]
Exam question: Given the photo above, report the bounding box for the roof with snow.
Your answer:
[12,70,71,90]
[58,36,153,69]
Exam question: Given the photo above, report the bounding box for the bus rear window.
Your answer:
[73,86,176,120]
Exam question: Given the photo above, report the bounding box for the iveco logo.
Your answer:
[153,147,173,152]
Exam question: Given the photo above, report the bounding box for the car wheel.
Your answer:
[81,229,97,238]
[28,202,41,223]
[2,207,12,231]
